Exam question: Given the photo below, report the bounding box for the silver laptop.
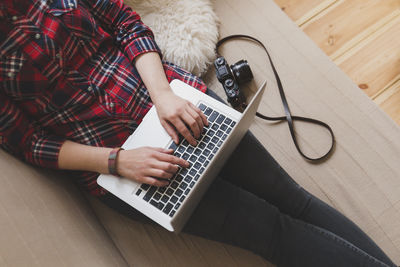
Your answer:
[97,79,266,232]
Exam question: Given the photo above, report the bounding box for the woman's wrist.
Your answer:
[58,140,113,174]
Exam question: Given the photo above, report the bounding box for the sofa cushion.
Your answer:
[0,150,127,267]
[88,0,400,266]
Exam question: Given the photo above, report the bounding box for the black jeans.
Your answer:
[100,89,396,267]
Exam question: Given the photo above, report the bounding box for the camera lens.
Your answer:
[224,79,234,89]
[216,57,225,66]
[231,60,253,84]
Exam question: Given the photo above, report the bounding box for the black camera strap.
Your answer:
[216,34,335,162]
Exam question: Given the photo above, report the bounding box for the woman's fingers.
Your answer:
[161,121,179,144]
[155,149,189,168]
[189,102,208,127]
[141,176,169,187]
[171,117,197,146]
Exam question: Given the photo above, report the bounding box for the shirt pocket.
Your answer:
[48,5,97,42]
[0,50,47,100]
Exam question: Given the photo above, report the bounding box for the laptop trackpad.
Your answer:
[123,108,171,150]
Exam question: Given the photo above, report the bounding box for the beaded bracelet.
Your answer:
[108,147,124,176]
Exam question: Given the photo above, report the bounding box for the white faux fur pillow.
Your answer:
[125,0,219,76]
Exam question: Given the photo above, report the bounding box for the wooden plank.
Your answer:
[375,78,400,125]
[337,16,400,98]
[302,0,400,58]
[274,0,336,23]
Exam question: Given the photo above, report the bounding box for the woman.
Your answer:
[0,0,396,266]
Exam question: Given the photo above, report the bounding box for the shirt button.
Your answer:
[35,33,41,40]
[12,16,17,21]
[68,2,74,7]
[87,86,93,92]
[7,72,14,78]
[55,53,61,59]
[109,103,115,108]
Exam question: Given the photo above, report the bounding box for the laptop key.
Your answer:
[171,196,178,204]
[198,155,206,163]
[208,130,215,137]
[209,111,219,122]
[189,169,197,176]
[204,160,210,167]
[150,200,164,210]
[169,210,176,217]
[216,114,225,124]
[153,192,162,201]
[170,181,179,189]
[190,181,195,188]
[135,189,142,196]
[207,143,215,150]
[182,153,190,160]
[189,155,197,162]
[168,142,177,151]
[217,140,223,147]
[166,188,174,196]
[161,195,169,203]
[216,130,223,137]
[230,121,236,127]
[184,175,192,183]
[213,147,218,154]
[163,203,174,214]
[186,146,194,153]
[199,103,207,111]
[179,182,188,190]
[220,124,228,131]
[227,127,232,134]
[175,203,181,210]
[177,146,185,153]
[204,107,213,116]
[194,162,201,170]
[143,186,157,201]
[211,137,219,143]
[222,134,228,140]
[203,149,211,156]
[194,174,200,181]
[176,189,183,196]
[180,196,186,202]
[185,188,190,195]
[158,186,166,194]
[175,174,183,182]
[211,124,219,131]
[198,142,206,149]
[141,184,150,191]
[224,117,232,125]
[194,148,202,155]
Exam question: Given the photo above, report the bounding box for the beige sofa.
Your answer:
[1,0,399,266]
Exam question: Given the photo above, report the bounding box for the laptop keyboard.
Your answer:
[135,103,237,217]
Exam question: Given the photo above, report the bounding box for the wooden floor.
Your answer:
[274,0,400,125]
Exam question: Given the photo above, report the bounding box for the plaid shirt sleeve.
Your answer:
[82,0,162,62]
[0,88,65,169]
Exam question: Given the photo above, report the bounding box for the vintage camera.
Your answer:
[214,56,253,109]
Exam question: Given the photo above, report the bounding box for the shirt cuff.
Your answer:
[29,135,65,169]
[124,36,162,62]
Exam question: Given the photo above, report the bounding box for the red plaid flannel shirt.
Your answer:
[0,0,207,196]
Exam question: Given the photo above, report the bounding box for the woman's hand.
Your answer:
[117,147,189,187]
[153,90,208,146]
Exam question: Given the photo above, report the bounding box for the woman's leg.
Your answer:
[216,132,395,266]
[206,88,396,266]
[100,178,394,267]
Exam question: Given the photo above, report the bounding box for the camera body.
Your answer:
[214,56,253,109]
